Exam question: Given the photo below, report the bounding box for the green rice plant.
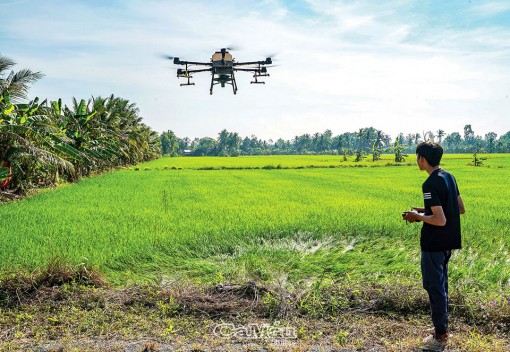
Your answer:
[0,154,508,304]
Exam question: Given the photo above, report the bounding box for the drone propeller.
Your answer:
[157,53,177,60]
[225,43,243,51]
[158,53,184,65]
[263,53,278,59]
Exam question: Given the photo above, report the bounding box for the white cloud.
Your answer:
[470,2,510,16]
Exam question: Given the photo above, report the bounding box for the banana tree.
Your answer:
[390,137,407,163]
[1,92,82,189]
[371,141,382,161]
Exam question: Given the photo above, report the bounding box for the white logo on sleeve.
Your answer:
[423,192,432,200]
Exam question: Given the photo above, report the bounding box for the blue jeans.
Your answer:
[421,250,451,335]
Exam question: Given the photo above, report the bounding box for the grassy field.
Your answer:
[139,153,510,169]
[1,154,509,298]
[1,154,509,351]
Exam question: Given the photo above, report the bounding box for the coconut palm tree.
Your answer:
[1,55,44,102]
[436,129,445,143]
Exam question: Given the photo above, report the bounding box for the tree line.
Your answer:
[0,55,160,194]
[161,125,510,157]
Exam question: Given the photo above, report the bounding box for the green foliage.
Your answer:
[472,151,487,167]
[354,148,366,162]
[217,129,241,156]
[342,148,349,161]
[391,137,407,163]
[371,141,382,161]
[335,330,349,346]
[50,98,62,115]
[0,167,9,180]
[0,56,160,191]
[160,130,179,156]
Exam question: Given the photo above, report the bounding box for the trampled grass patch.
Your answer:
[1,154,509,300]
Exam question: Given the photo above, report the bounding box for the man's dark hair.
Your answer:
[416,141,443,167]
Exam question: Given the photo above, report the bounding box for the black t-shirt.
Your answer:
[421,168,461,251]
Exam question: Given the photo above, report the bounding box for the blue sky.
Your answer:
[1,0,509,140]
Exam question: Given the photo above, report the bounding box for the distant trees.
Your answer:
[436,129,445,143]
[495,132,510,152]
[485,132,497,153]
[162,124,510,157]
[161,130,179,156]
[444,132,462,152]
[193,137,217,156]
[217,129,241,156]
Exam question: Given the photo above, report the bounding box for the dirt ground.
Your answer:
[0,281,508,352]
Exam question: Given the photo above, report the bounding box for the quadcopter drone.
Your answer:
[166,48,272,95]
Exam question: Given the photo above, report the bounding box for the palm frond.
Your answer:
[7,69,45,102]
[0,56,16,75]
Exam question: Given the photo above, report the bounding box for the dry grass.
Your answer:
[0,277,508,351]
[0,256,106,307]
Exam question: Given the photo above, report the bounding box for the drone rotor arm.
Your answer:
[233,68,262,73]
[176,60,212,66]
[233,57,272,66]
[180,68,212,74]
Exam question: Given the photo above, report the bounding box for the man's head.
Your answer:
[416,141,443,168]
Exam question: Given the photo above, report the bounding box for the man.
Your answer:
[403,141,465,350]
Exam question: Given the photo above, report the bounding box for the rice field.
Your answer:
[1,154,509,297]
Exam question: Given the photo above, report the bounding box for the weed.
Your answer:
[335,329,348,346]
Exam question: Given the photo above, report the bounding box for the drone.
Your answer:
[166,48,272,95]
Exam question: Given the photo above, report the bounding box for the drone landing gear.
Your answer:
[209,71,238,95]
[232,72,238,95]
[177,65,195,86]
[180,74,194,87]
[251,73,269,84]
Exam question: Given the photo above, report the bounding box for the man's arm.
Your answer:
[411,195,465,217]
[404,206,447,226]
[458,195,465,214]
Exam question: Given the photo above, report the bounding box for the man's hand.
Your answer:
[412,206,425,213]
[403,210,421,223]
[403,206,446,226]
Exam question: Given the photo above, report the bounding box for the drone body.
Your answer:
[170,48,272,95]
